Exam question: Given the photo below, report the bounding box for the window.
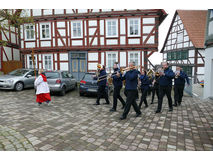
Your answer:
[107,52,117,69]
[210,10,213,18]
[208,21,213,36]
[25,24,35,40]
[128,52,139,66]
[40,23,51,39]
[128,18,140,36]
[106,19,118,37]
[28,55,37,69]
[71,21,82,38]
[44,55,52,70]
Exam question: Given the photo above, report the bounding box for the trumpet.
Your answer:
[97,71,120,82]
[121,65,143,73]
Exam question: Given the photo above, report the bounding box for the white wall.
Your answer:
[204,47,213,99]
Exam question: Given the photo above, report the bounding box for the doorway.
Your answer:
[69,51,87,81]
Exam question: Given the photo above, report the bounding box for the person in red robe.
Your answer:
[34,69,51,106]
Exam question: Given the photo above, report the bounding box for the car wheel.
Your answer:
[60,86,66,96]
[15,82,24,91]
[79,92,83,96]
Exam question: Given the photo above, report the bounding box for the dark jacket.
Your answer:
[140,75,150,90]
[159,68,175,86]
[112,68,123,87]
[174,71,190,85]
[122,69,139,90]
[94,69,107,86]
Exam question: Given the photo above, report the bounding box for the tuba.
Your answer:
[147,69,154,80]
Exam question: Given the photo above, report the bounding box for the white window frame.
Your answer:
[25,24,35,41]
[43,54,53,70]
[106,52,118,72]
[128,51,140,67]
[128,18,141,37]
[106,19,118,38]
[28,55,37,69]
[71,20,83,38]
[40,23,51,40]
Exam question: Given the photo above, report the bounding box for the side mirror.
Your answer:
[26,75,32,78]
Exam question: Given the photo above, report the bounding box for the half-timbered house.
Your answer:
[20,9,167,81]
[161,10,207,84]
[0,10,22,74]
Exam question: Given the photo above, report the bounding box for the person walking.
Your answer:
[120,62,142,120]
[156,62,175,113]
[34,69,51,106]
[173,66,190,106]
[109,62,126,112]
[138,70,150,109]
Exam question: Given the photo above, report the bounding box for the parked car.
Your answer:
[0,69,38,91]
[79,72,109,96]
[44,70,77,96]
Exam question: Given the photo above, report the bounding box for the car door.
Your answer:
[24,71,37,88]
[61,72,71,91]
[68,72,76,89]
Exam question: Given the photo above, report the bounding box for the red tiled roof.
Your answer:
[177,10,207,48]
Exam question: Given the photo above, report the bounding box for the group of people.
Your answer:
[33,61,190,121]
[94,61,190,120]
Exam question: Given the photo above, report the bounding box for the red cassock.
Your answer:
[36,93,51,103]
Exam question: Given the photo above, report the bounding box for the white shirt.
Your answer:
[34,75,50,95]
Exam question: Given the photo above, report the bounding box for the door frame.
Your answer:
[69,51,88,81]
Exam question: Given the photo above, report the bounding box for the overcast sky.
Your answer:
[149,9,176,65]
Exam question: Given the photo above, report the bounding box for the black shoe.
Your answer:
[103,102,110,105]
[121,106,125,109]
[150,102,153,104]
[169,108,173,112]
[145,105,148,108]
[120,116,126,120]
[94,103,100,105]
[173,103,177,107]
[178,102,181,106]
[110,108,116,112]
[155,110,161,114]
[136,112,141,117]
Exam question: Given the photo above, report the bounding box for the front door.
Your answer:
[70,52,87,81]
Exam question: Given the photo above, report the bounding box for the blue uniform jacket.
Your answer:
[112,68,123,87]
[139,75,150,90]
[94,69,107,86]
[122,69,139,90]
[174,71,190,85]
[159,68,175,86]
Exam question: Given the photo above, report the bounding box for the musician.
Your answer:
[138,70,150,109]
[120,61,142,120]
[93,64,110,105]
[173,66,190,106]
[156,62,175,113]
[151,71,160,104]
[109,62,126,112]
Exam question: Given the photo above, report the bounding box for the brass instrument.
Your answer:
[147,69,154,80]
[120,65,143,74]
[175,71,180,79]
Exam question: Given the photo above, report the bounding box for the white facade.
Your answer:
[204,47,213,99]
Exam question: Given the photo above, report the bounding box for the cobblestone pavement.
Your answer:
[0,88,213,151]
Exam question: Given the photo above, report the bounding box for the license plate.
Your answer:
[87,88,97,92]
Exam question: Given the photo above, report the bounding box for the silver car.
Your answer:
[44,71,77,96]
[0,69,38,91]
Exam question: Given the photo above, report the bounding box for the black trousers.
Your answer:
[113,86,126,109]
[157,85,173,111]
[139,88,148,108]
[96,85,109,104]
[151,86,159,103]
[174,84,185,104]
[122,90,141,118]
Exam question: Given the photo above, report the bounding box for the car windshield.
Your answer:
[8,69,29,76]
[45,72,60,79]
[83,74,95,80]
